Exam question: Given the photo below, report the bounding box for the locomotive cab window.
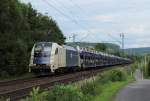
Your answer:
[55,48,58,55]
[43,43,52,52]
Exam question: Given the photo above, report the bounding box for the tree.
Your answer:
[94,43,107,52]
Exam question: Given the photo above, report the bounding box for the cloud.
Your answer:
[125,24,150,38]
[128,25,146,34]
[88,15,114,23]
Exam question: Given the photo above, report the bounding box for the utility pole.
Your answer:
[120,33,124,49]
[120,33,125,55]
[69,34,77,43]
[73,34,77,43]
[145,55,147,77]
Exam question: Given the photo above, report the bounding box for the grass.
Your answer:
[93,77,133,101]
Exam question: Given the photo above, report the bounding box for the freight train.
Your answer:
[29,42,132,76]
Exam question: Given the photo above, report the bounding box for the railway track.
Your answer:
[0,66,124,101]
[0,77,36,87]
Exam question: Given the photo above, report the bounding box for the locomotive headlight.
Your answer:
[35,46,42,52]
[29,64,36,67]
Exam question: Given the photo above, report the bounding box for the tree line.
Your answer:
[0,0,65,77]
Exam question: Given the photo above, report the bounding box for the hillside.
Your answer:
[125,47,150,55]
[66,42,120,52]
[67,42,150,56]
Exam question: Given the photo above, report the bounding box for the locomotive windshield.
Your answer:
[33,42,52,64]
[34,42,52,52]
[43,43,52,52]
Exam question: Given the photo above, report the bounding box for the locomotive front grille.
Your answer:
[31,64,50,69]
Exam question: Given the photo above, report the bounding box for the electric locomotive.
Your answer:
[29,42,80,75]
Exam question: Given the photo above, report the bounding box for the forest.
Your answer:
[0,0,65,77]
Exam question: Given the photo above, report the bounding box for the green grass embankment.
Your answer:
[93,77,133,101]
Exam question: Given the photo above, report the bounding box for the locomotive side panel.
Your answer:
[54,47,66,69]
[66,49,78,67]
[59,47,66,68]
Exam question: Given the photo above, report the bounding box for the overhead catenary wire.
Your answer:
[67,0,123,43]
[50,0,85,41]
[68,0,87,16]
[53,0,75,18]
[43,0,78,24]
[107,33,121,44]
[67,0,95,41]
[43,0,123,43]
[43,0,97,40]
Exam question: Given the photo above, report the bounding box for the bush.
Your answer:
[109,69,127,82]
[97,72,111,84]
[80,80,101,97]
[20,87,48,101]
[0,70,10,78]
[129,63,138,75]
[97,69,127,83]
[0,97,10,101]
[47,85,88,101]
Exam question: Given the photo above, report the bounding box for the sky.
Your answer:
[21,0,150,49]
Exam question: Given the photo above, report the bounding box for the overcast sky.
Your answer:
[21,0,150,48]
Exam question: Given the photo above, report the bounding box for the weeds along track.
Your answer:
[0,66,121,101]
